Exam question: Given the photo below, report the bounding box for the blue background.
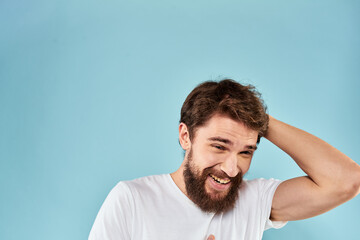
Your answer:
[1,0,359,239]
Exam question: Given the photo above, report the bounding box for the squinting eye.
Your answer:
[241,151,252,155]
[214,145,225,150]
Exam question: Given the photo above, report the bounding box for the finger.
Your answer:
[207,234,215,240]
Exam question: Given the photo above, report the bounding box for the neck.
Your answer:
[170,163,187,197]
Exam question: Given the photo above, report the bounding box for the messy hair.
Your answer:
[180,79,269,143]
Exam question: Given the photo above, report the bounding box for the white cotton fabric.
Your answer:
[89,174,287,240]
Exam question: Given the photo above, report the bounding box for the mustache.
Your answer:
[202,167,242,181]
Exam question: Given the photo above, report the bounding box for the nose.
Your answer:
[220,154,240,178]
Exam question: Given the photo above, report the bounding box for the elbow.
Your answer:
[345,180,360,199]
[332,165,360,201]
[354,169,360,196]
[343,168,360,199]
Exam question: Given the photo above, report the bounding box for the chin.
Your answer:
[205,188,230,201]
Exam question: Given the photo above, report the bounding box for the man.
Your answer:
[89,79,360,239]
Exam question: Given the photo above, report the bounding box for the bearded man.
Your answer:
[89,79,360,240]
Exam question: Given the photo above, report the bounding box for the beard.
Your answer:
[183,149,243,214]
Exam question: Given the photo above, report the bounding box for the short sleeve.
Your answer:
[258,178,288,230]
[89,182,134,240]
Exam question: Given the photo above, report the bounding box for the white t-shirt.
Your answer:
[89,174,287,240]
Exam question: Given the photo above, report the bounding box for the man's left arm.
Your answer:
[266,116,360,221]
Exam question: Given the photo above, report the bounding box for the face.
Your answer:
[180,114,259,213]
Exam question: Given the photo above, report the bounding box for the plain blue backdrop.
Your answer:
[1,0,359,239]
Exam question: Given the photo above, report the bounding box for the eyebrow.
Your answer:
[246,145,258,151]
[208,137,233,145]
[208,136,258,151]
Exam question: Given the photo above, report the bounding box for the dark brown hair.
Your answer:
[180,79,269,142]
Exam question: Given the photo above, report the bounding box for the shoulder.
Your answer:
[236,178,287,230]
[242,178,282,189]
[239,178,283,201]
[121,174,168,189]
[114,174,170,197]
[123,174,168,186]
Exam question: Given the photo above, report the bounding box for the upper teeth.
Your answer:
[210,174,230,184]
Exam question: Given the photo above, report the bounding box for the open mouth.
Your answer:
[209,174,230,185]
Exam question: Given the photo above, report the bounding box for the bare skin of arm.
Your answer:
[267,116,360,221]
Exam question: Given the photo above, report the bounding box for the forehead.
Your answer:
[194,114,259,144]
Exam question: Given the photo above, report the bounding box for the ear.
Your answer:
[179,123,191,150]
